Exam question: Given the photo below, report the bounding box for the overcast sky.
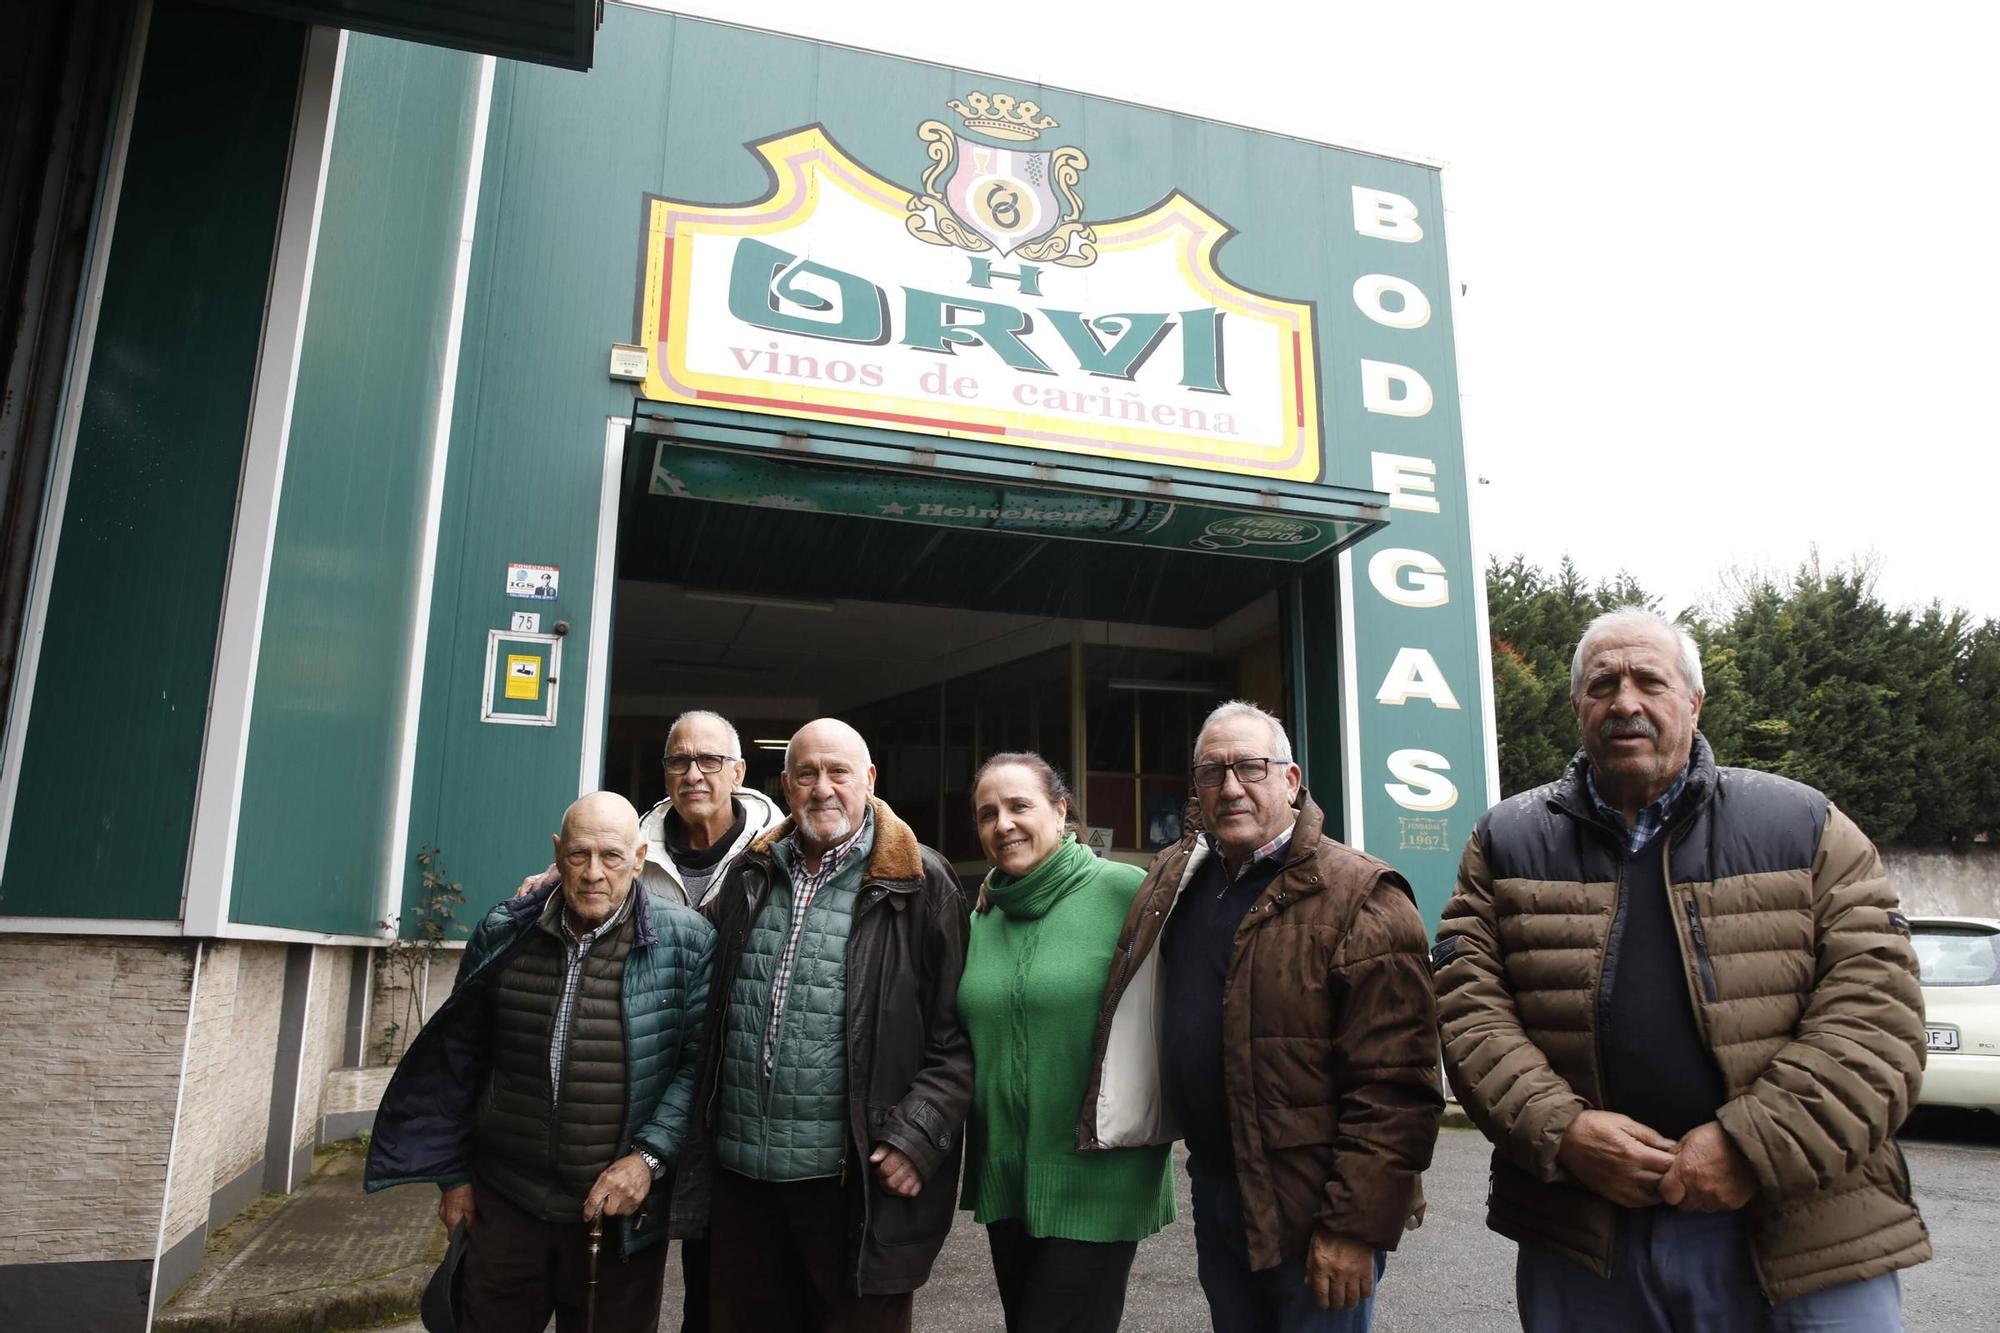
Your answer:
[651,1,2000,621]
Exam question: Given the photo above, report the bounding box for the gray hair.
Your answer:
[1195,699,1294,764]
[1570,607,1705,698]
[664,709,742,760]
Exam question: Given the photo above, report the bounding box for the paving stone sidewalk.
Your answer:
[158,1141,443,1333]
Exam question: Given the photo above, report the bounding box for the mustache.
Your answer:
[1599,716,1659,741]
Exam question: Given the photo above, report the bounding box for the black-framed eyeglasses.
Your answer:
[1191,757,1278,789]
[663,752,736,775]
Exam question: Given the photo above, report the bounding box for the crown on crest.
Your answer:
[946,91,1058,143]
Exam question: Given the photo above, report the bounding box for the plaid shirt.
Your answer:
[1586,763,1690,853]
[548,887,634,1106]
[763,809,872,1076]
[1203,817,1297,889]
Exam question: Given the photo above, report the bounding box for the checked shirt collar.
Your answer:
[1202,816,1297,890]
[763,807,873,1076]
[1585,762,1690,854]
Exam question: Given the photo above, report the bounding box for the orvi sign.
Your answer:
[637,93,1325,482]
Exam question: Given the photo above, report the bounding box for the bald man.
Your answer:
[670,720,971,1333]
[368,792,717,1333]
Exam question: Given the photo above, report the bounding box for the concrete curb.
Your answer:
[156,1270,427,1333]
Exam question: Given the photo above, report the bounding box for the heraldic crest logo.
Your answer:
[907,91,1097,267]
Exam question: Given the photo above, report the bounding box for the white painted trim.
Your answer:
[1337,548,1365,849]
[578,417,630,794]
[381,54,497,941]
[148,938,203,1319]
[211,923,384,947]
[274,945,320,1191]
[0,914,183,937]
[182,28,347,937]
[0,0,154,874]
[0,914,386,946]
[1470,561,1501,812]
[353,944,374,1068]
[1442,167,1502,814]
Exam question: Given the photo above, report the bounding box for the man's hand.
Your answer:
[1305,1228,1376,1310]
[1556,1109,1678,1207]
[869,1144,922,1197]
[439,1184,475,1232]
[585,1153,654,1220]
[513,864,557,899]
[1660,1121,1757,1212]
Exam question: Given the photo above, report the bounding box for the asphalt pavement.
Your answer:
[357,1111,2000,1332]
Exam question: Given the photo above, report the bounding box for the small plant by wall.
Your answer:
[372,844,464,1064]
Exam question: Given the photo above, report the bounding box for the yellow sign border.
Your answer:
[638,128,1322,483]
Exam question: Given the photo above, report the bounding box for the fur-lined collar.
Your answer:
[748,795,926,881]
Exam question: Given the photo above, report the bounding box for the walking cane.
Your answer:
[585,1214,603,1333]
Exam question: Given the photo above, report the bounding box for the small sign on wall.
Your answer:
[506,562,560,600]
[1083,826,1114,858]
[482,629,560,726]
[503,654,542,700]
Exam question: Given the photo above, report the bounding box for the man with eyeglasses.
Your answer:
[518,710,779,913]
[642,710,781,910]
[1080,700,1440,1333]
[367,791,715,1333]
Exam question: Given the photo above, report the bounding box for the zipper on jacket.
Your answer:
[1593,856,1623,1111]
[1681,894,1720,1002]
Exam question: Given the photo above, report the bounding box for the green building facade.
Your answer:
[0,4,1490,1326]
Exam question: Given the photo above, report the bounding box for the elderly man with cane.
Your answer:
[368,791,715,1333]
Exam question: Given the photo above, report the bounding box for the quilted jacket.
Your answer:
[672,796,972,1295]
[1435,735,1930,1300]
[364,882,715,1256]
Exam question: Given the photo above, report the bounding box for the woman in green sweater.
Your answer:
[958,751,1175,1333]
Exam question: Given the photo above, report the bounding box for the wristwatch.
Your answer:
[633,1144,666,1179]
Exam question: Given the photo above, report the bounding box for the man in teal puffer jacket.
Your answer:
[367,791,714,1333]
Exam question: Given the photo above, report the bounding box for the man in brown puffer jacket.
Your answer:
[1081,700,1440,1333]
[1436,608,1928,1331]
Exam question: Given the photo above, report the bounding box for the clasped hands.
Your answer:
[1557,1110,1755,1211]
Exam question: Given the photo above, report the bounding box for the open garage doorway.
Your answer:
[596,406,1385,874]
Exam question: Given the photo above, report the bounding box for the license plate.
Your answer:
[1926,1026,1959,1052]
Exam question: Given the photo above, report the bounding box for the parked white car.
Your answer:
[1911,916,2000,1114]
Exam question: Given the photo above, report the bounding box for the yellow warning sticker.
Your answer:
[504,654,541,700]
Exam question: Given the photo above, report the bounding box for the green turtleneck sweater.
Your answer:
[957,836,1175,1242]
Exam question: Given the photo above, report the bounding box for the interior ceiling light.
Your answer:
[1107,678,1221,694]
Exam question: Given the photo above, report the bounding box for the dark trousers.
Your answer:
[1188,1154,1386,1333]
[707,1167,911,1333]
[678,1234,710,1333]
[985,1218,1138,1333]
[460,1179,669,1333]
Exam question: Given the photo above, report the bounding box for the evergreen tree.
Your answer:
[1484,552,1998,844]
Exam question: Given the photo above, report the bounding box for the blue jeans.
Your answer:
[1516,1205,1903,1332]
[1188,1154,1387,1333]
